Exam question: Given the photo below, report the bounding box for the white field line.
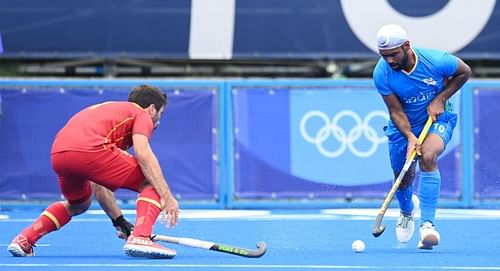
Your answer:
[1,263,500,270]
[2,209,500,223]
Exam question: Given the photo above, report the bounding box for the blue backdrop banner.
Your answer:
[473,88,500,199]
[0,86,218,201]
[231,84,461,199]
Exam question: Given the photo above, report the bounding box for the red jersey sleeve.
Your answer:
[133,110,154,139]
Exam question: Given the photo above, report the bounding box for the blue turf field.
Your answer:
[1,208,500,270]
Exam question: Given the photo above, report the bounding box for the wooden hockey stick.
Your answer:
[372,116,433,237]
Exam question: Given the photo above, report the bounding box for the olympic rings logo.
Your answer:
[299,110,389,158]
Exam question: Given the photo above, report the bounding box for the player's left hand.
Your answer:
[112,215,134,239]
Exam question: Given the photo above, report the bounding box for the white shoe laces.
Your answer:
[397,214,414,228]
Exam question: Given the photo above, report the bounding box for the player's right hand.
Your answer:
[160,195,180,228]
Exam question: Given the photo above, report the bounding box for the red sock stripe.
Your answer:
[43,202,71,229]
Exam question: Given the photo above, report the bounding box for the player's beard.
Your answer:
[395,48,409,71]
[390,47,409,71]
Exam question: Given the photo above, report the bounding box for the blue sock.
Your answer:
[418,169,441,225]
[395,183,414,215]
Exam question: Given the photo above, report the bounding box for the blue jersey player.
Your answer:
[373,24,471,249]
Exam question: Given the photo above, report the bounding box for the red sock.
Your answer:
[21,202,71,245]
[133,187,161,237]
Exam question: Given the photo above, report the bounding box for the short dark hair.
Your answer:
[128,85,167,111]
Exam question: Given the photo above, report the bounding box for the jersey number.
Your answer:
[433,123,446,133]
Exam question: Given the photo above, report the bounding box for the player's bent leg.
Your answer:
[418,170,440,230]
[66,197,93,216]
[389,133,419,243]
[418,134,443,250]
[7,197,91,257]
[123,235,176,259]
[8,201,73,257]
[418,221,440,250]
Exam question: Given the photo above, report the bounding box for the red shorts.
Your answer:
[51,148,145,204]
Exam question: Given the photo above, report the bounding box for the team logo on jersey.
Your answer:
[402,91,435,104]
[423,77,437,86]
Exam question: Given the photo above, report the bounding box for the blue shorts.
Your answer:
[384,111,457,172]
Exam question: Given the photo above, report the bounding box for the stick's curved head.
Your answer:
[372,225,386,237]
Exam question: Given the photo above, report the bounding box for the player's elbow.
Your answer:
[458,61,472,81]
[463,64,472,79]
[133,146,152,165]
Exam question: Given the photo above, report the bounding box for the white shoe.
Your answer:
[124,235,176,259]
[395,194,419,243]
[396,213,414,243]
[418,221,440,250]
[7,234,34,257]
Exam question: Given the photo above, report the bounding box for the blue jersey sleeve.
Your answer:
[373,59,393,96]
[430,50,459,78]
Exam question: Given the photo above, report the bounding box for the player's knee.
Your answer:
[66,197,92,216]
[136,182,154,193]
[419,152,437,171]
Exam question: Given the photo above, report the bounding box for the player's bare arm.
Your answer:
[428,59,472,121]
[132,133,179,227]
[93,183,122,220]
[92,183,134,238]
[382,94,421,157]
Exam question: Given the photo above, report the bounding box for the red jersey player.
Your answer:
[8,85,179,259]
